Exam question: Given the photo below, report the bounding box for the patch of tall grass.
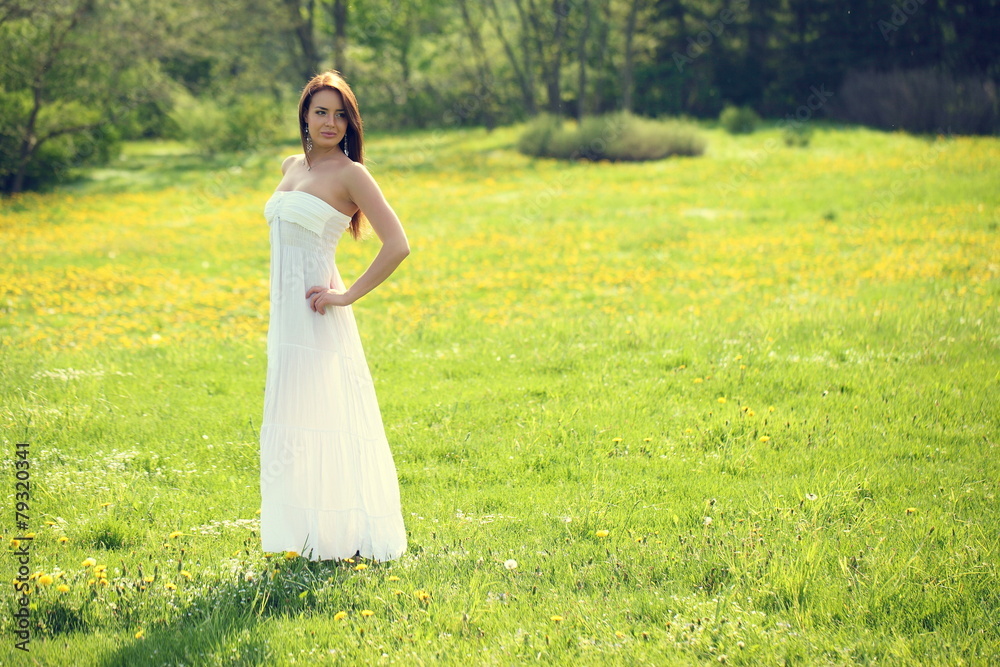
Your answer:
[517,112,706,161]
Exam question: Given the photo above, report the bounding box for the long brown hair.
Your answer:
[298,70,366,239]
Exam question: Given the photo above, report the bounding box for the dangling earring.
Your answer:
[342,137,349,158]
[305,128,313,153]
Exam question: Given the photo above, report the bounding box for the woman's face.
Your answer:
[305,88,349,149]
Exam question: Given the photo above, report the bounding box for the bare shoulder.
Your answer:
[345,160,372,177]
[281,154,303,175]
[343,161,379,188]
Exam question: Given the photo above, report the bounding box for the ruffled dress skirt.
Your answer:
[259,190,406,562]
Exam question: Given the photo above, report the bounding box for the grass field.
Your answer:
[1,121,998,665]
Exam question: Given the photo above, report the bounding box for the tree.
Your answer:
[574,0,593,120]
[284,0,321,82]
[0,0,167,193]
[456,0,497,129]
[330,0,348,75]
[485,0,537,115]
[515,0,570,114]
[621,0,645,111]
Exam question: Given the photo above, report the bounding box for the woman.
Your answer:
[260,70,409,562]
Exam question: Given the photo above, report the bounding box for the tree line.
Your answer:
[2,0,998,192]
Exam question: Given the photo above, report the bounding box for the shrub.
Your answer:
[518,112,706,161]
[169,90,284,155]
[830,68,999,135]
[782,123,813,147]
[719,105,761,134]
[517,113,563,157]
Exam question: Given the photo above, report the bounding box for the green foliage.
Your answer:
[515,113,563,156]
[782,122,813,147]
[518,112,706,161]
[0,88,122,192]
[719,105,761,134]
[168,91,285,155]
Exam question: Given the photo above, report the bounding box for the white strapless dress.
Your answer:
[260,189,406,562]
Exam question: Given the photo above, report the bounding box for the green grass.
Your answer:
[1,121,999,665]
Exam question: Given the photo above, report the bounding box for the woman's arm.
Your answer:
[307,163,410,314]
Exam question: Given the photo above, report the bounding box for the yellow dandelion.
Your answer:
[100,502,112,508]
[387,575,400,582]
[165,582,176,590]
[551,615,564,622]
[612,437,623,444]
[759,436,771,442]
[82,558,97,568]
[416,590,430,602]
[596,530,610,538]
[717,397,727,404]
[334,611,348,621]
[615,630,626,639]
[10,539,20,548]
[143,575,154,583]
[768,406,775,412]
[57,584,70,593]
[360,609,375,617]
[345,558,354,564]
[135,629,145,639]
[693,378,703,383]
[58,536,69,544]
[44,521,57,526]
[392,589,403,596]
[284,551,298,560]
[38,574,54,586]
[906,508,917,515]
[180,570,192,580]
[167,531,183,539]
[353,563,368,571]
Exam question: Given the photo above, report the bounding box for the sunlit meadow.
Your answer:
[1,123,998,665]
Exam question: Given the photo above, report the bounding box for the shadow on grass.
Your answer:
[61,143,285,196]
[97,556,366,666]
